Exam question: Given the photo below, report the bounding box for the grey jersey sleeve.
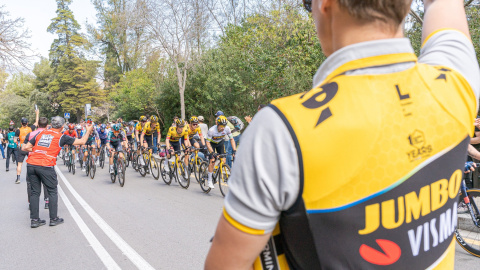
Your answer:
[419,30,480,100]
[223,107,300,234]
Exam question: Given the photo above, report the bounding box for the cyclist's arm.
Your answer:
[72,125,93,146]
[157,125,161,144]
[135,129,140,142]
[165,138,171,150]
[470,131,480,144]
[183,134,191,148]
[205,216,271,270]
[468,144,480,160]
[230,137,236,152]
[139,132,145,146]
[199,134,206,146]
[206,140,213,154]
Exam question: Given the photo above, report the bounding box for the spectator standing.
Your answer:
[226,115,244,167]
[0,130,5,159]
[198,116,209,139]
[6,126,17,172]
[22,116,93,228]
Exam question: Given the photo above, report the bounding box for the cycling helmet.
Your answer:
[128,121,134,126]
[190,116,199,124]
[175,118,186,127]
[112,124,121,131]
[216,115,227,126]
[76,125,82,130]
[150,115,158,123]
[86,118,93,124]
[139,115,147,122]
[68,124,75,130]
[100,124,106,130]
[21,118,28,124]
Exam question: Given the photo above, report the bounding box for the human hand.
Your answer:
[244,115,252,123]
[465,161,477,173]
[475,118,480,129]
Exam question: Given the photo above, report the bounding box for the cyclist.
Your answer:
[140,115,161,154]
[164,118,189,172]
[206,0,480,269]
[63,124,79,165]
[184,116,207,161]
[135,116,148,151]
[107,123,126,174]
[81,119,100,172]
[205,116,236,189]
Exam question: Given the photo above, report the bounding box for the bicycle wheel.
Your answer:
[125,151,130,168]
[160,158,172,185]
[456,189,480,257]
[198,161,211,193]
[137,154,147,177]
[110,159,116,183]
[150,156,160,180]
[219,164,231,197]
[71,155,76,175]
[176,160,190,189]
[132,152,139,171]
[118,158,125,187]
[99,149,105,169]
[67,154,72,172]
[85,156,90,176]
[194,157,204,183]
[90,157,96,179]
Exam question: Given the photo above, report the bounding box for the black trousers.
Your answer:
[27,174,49,202]
[27,165,58,220]
[6,147,17,169]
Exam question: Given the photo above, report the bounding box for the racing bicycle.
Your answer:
[160,147,189,188]
[110,149,126,187]
[198,153,231,197]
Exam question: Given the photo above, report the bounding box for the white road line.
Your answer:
[56,166,155,270]
[58,185,121,270]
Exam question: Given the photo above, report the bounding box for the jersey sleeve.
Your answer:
[223,107,300,234]
[60,135,76,147]
[15,130,20,137]
[166,127,172,139]
[419,29,480,100]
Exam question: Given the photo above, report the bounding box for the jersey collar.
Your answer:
[313,38,417,87]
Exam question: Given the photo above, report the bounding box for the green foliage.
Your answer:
[6,72,35,98]
[111,68,160,122]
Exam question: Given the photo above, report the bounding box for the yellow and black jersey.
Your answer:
[166,126,188,142]
[223,30,479,270]
[142,122,160,136]
[186,125,202,139]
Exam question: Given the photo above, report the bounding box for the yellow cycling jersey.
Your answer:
[166,126,188,142]
[186,125,202,139]
[136,122,146,132]
[250,53,476,269]
[142,122,160,136]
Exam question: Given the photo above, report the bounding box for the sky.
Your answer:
[3,0,97,61]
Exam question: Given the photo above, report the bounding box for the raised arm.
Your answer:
[73,124,94,146]
[422,0,470,42]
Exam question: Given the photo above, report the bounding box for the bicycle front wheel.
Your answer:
[132,152,138,171]
[456,189,480,257]
[137,154,147,177]
[198,161,211,193]
[90,157,96,179]
[176,160,190,189]
[118,158,125,187]
[150,157,160,180]
[160,158,172,185]
[219,164,231,197]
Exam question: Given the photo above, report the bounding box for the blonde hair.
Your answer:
[337,0,412,26]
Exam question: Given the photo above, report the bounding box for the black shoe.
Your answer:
[44,202,49,209]
[6,168,8,172]
[50,217,64,226]
[31,219,46,228]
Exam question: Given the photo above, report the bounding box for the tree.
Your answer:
[0,5,36,71]
[89,0,149,90]
[144,0,198,120]
[47,0,104,120]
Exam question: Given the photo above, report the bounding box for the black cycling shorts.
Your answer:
[209,141,225,158]
[145,135,157,149]
[169,141,182,153]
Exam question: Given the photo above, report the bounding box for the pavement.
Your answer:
[0,155,479,269]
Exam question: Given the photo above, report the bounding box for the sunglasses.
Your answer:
[192,124,198,126]
[303,0,312,12]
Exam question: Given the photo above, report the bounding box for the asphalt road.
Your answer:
[0,155,478,269]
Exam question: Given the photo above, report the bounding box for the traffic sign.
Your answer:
[64,113,70,119]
